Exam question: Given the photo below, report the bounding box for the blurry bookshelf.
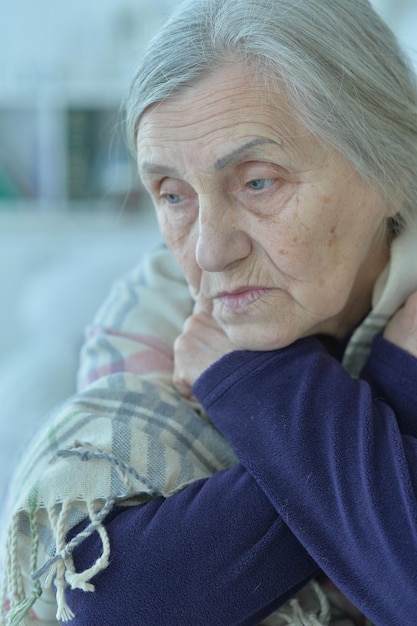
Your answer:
[66,106,138,205]
[0,0,178,214]
[0,84,144,213]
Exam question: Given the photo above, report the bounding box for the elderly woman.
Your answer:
[2,0,417,624]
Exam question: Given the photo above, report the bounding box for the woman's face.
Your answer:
[137,64,392,350]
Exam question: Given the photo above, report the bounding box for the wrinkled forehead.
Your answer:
[137,62,300,137]
[136,63,322,176]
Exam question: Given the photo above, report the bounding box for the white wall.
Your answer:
[370,0,417,67]
[0,0,176,86]
[0,1,415,89]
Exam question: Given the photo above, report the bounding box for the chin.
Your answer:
[224,324,295,352]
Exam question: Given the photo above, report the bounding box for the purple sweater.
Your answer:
[65,335,417,625]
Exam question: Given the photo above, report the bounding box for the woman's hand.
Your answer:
[383,291,417,358]
[173,298,236,397]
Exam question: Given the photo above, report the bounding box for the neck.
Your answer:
[334,230,392,339]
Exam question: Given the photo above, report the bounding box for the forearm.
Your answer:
[361,334,417,436]
[193,337,417,624]
[65,465,317,625]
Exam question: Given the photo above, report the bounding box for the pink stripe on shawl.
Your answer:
[80,327,174,388]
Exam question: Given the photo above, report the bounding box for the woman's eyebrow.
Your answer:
[139,137,281,178]
[215,138,281,170]
[139,163,180,178]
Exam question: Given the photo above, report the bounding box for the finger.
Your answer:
[193,295,213,315]
[172,370,193,398]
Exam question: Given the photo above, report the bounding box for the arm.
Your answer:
[65,466,317,626]
[361,334,417,436]
[192,336,417,625]
[63,248,318,625]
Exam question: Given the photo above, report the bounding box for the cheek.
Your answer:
[177,246,201,292]
[156,211,202,290]
[266,213,320,272]
[265,207,346,293]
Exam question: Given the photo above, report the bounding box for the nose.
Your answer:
[195,194,252,272]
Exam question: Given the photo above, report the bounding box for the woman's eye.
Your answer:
[162,193,183,205]
[247,178,274,191]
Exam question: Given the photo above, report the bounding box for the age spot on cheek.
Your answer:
[327,225,337,247]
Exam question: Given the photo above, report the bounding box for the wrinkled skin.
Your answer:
[173,293,417,397]
[136,63,411,396]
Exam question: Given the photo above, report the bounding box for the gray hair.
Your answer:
[126,0,417,231]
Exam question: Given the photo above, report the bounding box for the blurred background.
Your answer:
[0,0,416,501]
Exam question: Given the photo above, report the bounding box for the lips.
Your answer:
[214,287,272,312]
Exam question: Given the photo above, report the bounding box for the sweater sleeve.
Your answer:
[193,337,417,625]
[65,465,317,626]
[63,247,318,625]
[361,334,417,436]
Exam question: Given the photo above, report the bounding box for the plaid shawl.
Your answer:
[1,230,417,626]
